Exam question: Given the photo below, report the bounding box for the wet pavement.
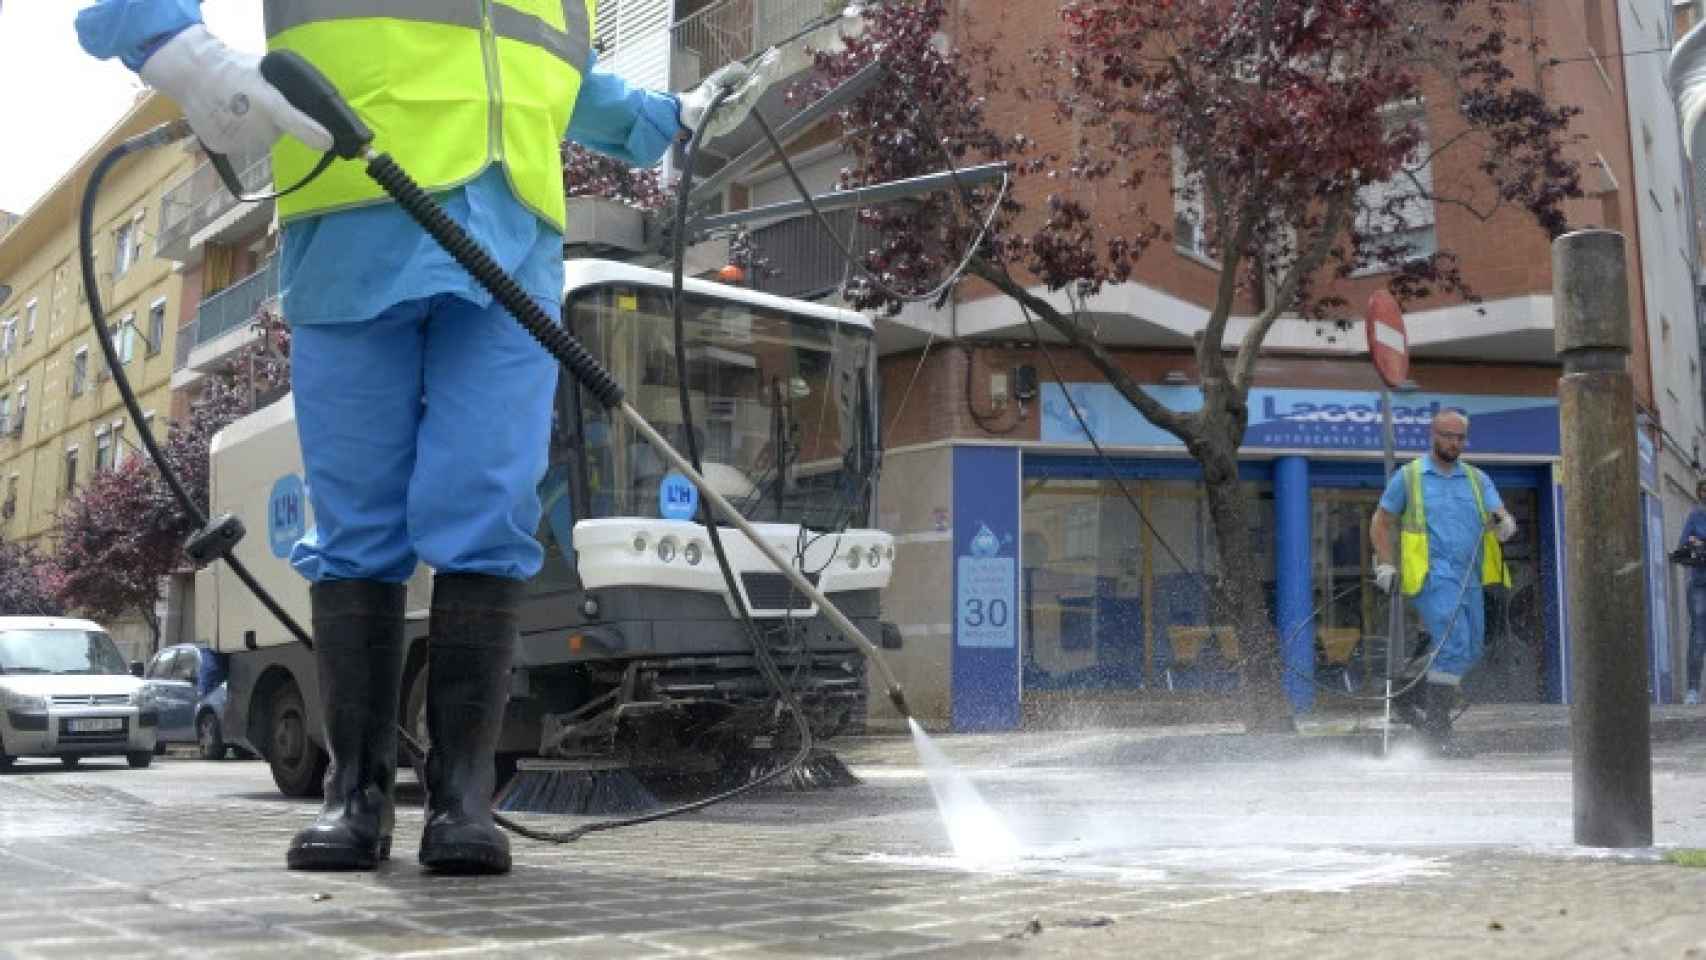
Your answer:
[2,705,1706,958]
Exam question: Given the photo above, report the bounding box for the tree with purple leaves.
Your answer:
[809,0,1580,730]
[0,539,64,617]
[563,142,672,212]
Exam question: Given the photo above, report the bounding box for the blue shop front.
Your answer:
[948,383,1623,731]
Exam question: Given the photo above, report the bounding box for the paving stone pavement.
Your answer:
[3,707,1706,958]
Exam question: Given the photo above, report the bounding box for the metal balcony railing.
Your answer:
[156,149,272,260]
[671,0,844,89]
[175,259,278,370]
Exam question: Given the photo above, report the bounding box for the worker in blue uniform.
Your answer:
[77,0,773,875]
[1370,409,1517,755]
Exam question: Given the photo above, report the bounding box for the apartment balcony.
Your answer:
[669,0,847,92]
[173,258,277,384]
[748,209,874,301]
[156,149,273,263]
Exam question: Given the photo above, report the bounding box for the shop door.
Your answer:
[1464,487,1545,703]
[1310,485,1545,703]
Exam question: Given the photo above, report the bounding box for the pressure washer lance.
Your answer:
[249,52,915,723]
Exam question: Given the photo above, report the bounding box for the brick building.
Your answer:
[816,0,1706,729]
[0,91,194,660]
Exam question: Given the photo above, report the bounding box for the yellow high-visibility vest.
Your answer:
[264,0,595,232]
[1398,457,1511,597]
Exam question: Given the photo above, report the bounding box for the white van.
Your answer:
[0,616,157,769]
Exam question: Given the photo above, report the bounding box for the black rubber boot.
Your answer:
[1390,678,1427,730]
[287,580,406,871]
[1423,681,1473,757]
[419,573,522,875]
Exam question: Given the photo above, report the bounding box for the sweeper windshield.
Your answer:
[565,280,877,531]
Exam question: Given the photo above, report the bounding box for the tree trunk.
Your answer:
[143,609,161,655]
[1195,393,1295,734]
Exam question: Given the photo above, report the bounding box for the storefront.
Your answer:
[948,383,1572,730]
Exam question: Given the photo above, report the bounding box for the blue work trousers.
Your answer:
[1415,573,1486,684]
[1687,583,1706,692]
[288,294,560,584]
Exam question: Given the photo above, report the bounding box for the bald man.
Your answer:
[1370,410,1516,754]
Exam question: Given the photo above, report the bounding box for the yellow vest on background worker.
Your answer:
[1398,457,1511,597]
[264,0,596,232]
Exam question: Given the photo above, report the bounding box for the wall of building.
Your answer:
[0,92,190,651]
[1619,0,1706,697]
[870,443,955,727]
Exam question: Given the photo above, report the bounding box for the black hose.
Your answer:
[77,122,315,651]
[364,154,626,411]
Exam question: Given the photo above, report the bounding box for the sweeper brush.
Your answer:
[494,760,659,816]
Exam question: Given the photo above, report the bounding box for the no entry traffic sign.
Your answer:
[1366,290,1409,389]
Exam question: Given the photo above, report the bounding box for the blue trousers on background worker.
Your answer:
[1415,570,1485,684]
[288,293,560,584]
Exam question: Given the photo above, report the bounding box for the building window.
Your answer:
[1354,104,1438,274]
[0,317,15,358]
[147,299,166,357]
[71,347,88,396]
[113,215,144,279]
[95,427,113,475]
[23,298,37,341]
[0,394,11,436]
[1021,474,1275,688]
[2,475,16,521]
[14,382,27,438]
[64,447,79,496]
[117,314,137,364]
[111,421,127,469]
[1063,503,1099,561]
[1172,146,1219,265]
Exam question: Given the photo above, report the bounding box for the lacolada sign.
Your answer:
[1040,384,1560,456]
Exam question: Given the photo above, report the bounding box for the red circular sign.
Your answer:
[1366,290,1410,389]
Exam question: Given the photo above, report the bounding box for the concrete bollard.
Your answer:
[1553,229,1653,848]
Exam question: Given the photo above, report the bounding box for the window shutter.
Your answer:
[596,0,676,90]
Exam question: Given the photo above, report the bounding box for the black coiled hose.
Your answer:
[364,154,627,411]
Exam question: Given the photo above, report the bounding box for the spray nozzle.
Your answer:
[888,685,912,720]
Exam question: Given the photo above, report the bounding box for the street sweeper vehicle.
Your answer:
[198,260,895,807]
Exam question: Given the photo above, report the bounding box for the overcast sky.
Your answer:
[0,1,264,216]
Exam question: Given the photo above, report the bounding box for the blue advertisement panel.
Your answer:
[952,446,1021,731]
[1552,466,1571,704]
[1042,384,1559,456]
[1637,430,1659,494]
[1644,494,1673,703]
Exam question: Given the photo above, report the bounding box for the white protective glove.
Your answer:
[140,25,333,157]
[1373,562,1399,594]
[678,48,782,141]
[1494,511,1518,543]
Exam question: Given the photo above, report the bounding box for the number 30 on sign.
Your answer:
[957,555,1016,648]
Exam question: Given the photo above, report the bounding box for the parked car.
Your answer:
[0,616,157,769]
[141,643,242,760]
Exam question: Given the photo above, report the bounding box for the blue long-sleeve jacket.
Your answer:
[77,1,682,323]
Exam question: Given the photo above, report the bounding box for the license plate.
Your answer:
[67,718,124,733]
